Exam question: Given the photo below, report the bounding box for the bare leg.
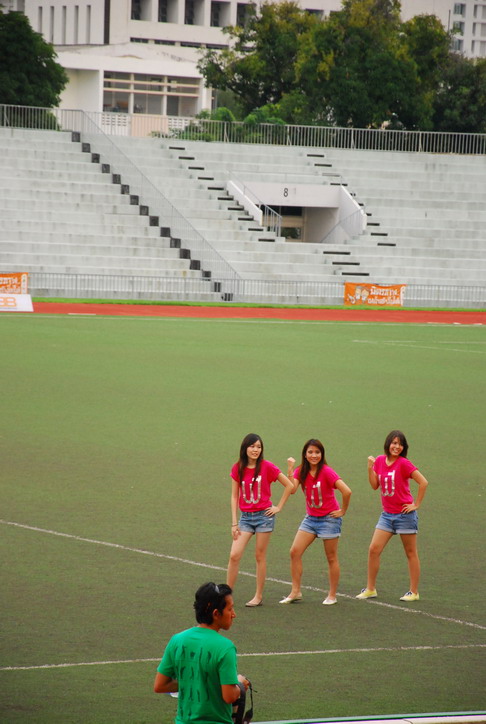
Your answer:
[367,528,393,591]
[246,531,272,605]
[226,531,253,590]
[285,530,316,599]
[400,534,420,593]
[323,538,340,599]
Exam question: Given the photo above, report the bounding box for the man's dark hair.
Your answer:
[194,582,232,624]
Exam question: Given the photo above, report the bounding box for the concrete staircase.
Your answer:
[0,128,222,301]
[320,149,486,286]
[108,136,348,284]
[2,127,484,304]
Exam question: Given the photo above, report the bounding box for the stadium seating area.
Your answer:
[323,148,486,284]
[1,126,485,303]
[0,128,223,301]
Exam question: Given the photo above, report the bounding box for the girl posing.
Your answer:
[227,433,293,607]
[281,439,351,605]
[356,430,428,602]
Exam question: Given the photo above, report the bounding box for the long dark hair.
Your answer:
[298,438,327,490]
[384,430,409,458]
[194,582,232,624]
[238,433,264,484]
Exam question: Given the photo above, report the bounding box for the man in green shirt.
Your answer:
[154,582,249,724]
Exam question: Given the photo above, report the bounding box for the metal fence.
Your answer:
[28,272,486,309]
[1,104,485,309]
[86,111,486,155]
[1,104,486,155]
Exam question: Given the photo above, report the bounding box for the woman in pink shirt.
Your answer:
[227,433,293,608]
[280,438,352,606]
[356,430,429,602]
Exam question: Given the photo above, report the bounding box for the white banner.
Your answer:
[0,294,34,312]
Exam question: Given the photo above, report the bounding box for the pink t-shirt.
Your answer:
[294,464,341,517]
[373,455,417,514]
[231,459,281,512]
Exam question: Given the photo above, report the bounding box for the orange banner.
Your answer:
[0,273,29,294]
[344,282,406,307]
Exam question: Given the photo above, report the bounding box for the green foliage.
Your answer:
[198,0,486,132]
[0,11,67,108]
[198,1,320,116]
[433,55,486,133]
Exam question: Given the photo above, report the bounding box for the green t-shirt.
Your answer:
[158,626,238,724]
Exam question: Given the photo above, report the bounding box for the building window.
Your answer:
[132,0,151,20]
[158,0,167,21]
[211,1,220,27]
[185,0,203,25]
[74,5,79,44]
[61,5,66,44]
[453,3,466,16]
[185,0,194,24]
[236,2,253,27]
[86,4,91,43]
[453,20,465,33]
[103,72,200,117]
[49,5,55,43]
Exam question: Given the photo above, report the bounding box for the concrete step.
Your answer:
[0,258,206,277]
[1,199,140,215]
[1,225,162,240]
[0,240,180,258]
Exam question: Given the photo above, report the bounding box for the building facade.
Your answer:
[3,0,486,118]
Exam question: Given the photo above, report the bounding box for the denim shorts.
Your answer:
[376,510,418,535]
[239,510,275,534]
[298,514,342,539]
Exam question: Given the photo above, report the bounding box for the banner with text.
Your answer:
[0,294,34,312]
[344,282,406,307]
[0,272,29,294]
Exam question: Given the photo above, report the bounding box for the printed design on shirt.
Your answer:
[307,479,324,508]
[379,470,396,497]
[242,475,262,504]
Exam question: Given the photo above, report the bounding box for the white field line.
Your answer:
[353,340,486,353]
[2,644,486,672]
[2,314,484,328]
[2,520,486,633]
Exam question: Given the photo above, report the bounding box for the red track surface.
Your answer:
[33,302,486,324]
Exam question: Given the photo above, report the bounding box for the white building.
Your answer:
[3,0,486,118]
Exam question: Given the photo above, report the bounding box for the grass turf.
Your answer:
[1,314,485,722]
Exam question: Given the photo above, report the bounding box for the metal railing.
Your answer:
[84,111,486,155]
[0,104,241,288]
[3,105,484,155]
[1,104,485,308]
[226,179,282,237]
[26,272,486,309]
[320,208,368,245]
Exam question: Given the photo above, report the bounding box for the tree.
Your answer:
[432,55,486,133]
[292,0,425,128]
[198,0,485,132]
[400,13,452,129]
[198,2,319,116]
[0,10,67,107]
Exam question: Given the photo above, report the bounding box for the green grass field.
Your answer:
[1,312,485,723]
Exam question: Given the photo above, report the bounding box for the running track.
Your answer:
[33,302,486,324]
